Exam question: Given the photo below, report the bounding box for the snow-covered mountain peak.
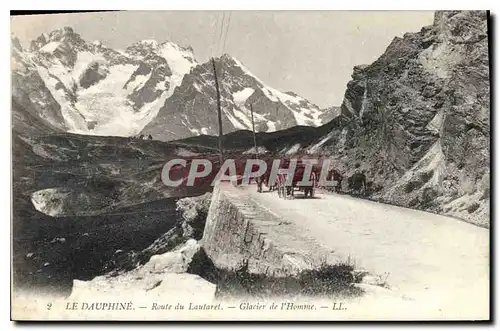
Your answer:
[48,27,79,41]
[125,39,197,70]
[12,29,207,137]
[218,53,237,63]
[140,51,332,140]
[138,39,159,47]
[30,27,85,52]
[157,42,198,72]
[213,55,325,127]
[125,40,162,54]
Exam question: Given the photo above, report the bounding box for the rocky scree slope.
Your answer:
[103,193,213,274]
[11,131,218,293]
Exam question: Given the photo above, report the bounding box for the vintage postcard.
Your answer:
[10,10,490,321]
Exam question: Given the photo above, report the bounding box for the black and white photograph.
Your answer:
[10,9,491,321]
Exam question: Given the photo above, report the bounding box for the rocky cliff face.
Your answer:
[307,11,490,226]
[11,36,67,134]
[102,193,212,273]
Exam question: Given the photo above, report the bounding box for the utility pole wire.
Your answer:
[212,57,224,164]
[221,11,232,54]
[216,11,226,56]
[209,12,220,58]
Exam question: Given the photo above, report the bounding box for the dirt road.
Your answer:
[239,185,489,319]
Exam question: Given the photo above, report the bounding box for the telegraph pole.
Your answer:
[250,103,263,192]
[250,103,259,160]
[211,57,224,165]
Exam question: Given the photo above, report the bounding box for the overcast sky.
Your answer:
[11,11,434,108]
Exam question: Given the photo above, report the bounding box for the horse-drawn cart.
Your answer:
[274,163,320,199]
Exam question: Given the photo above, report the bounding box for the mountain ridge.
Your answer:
[12,27,338,141]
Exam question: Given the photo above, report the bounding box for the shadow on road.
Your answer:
[292,195,322,200]
[253,187,366,200]
[256,190,275,194]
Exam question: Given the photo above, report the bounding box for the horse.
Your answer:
[292,165,318,198]
[302,170,318,198]
[256,175,264,192]
[276,173,292,199]
[261,167,277,191]
[348,171,367,196]
[326,169,343,193]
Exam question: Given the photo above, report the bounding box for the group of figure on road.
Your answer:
[252,158,368,199]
